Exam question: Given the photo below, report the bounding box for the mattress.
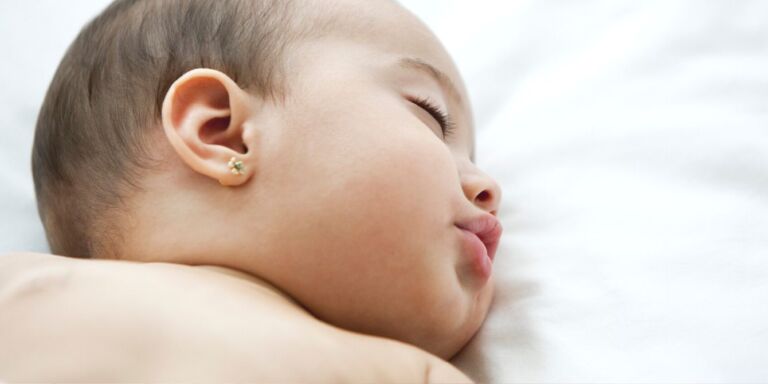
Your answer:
[2,1,767,382]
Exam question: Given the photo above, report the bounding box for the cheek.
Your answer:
[260,100,482,344]
[338,127,458,247]
[296,127,465,323]
[297,98,460,248]
[287,120,460,282]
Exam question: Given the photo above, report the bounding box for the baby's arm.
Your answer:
[0,252,471,383]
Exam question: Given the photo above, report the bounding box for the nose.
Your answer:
[461,166,502,216]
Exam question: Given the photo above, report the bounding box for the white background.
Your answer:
[2,1,767,382]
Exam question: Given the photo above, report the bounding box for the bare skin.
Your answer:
[122,0,501,360]
[0,252,471,382]
[0,0,501,381]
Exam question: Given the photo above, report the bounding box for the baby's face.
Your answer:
[160,0,501,359]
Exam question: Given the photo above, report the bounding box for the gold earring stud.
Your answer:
[227,157,245,175]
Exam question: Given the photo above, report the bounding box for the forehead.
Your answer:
[314,0,454,67]
[306,0,466,94]
[302,0,475,151]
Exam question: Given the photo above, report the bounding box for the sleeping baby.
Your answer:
[0,0,502,381]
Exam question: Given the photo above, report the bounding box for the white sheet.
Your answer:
[2,1,767,382]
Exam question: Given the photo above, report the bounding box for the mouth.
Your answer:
[455,214,503,279]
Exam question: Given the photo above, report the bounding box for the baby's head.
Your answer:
[32,0,502,359]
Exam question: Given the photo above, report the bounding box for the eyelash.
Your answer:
[410,96,456,139]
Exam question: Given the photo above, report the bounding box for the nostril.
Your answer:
[476,190,491,203]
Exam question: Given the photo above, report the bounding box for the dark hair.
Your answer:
[32,0,300,258]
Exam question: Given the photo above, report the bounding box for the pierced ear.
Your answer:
[161,68,258,187]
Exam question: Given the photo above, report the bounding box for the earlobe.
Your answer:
[161,68,257,187]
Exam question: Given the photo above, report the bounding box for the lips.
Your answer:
[455,214,503,262]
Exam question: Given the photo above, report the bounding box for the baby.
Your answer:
[0,0,502,381]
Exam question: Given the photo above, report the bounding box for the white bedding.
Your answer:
[2,1,767,382]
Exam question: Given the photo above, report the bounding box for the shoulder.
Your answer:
[0,251,71,272]
[0,253,472,382]
[0,253,169,380]
[0,252,76,297]
[0,252,185,302]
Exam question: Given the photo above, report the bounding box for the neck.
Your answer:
[193,264,313,317]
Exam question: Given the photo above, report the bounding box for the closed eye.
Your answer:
[409,96,456,139]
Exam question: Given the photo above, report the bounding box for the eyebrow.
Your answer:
[398,57,463,106]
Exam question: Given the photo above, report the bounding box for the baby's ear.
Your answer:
[161,68,262,187]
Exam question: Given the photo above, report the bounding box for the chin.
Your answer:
[425,316,485,360]
[447,275,496,359]
[425,287,495,360]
